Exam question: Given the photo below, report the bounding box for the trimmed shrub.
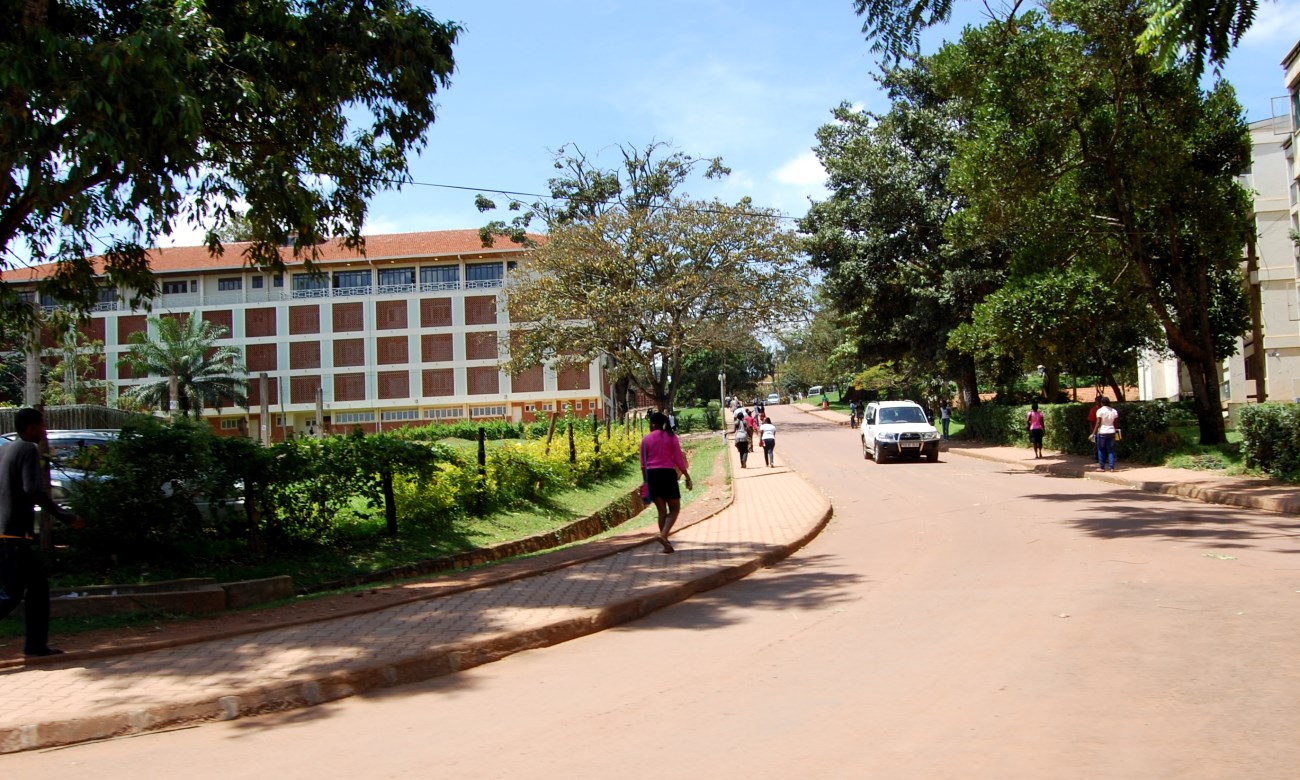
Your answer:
[1239,403,1300,479]
[965,401,1175,462]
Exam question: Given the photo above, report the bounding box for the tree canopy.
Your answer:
[934,0,1251,441]
[852,0,1267,75]
[2,0,460,335]
[480,143,808,412]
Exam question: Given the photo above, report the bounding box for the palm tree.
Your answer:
[118,315,247,417]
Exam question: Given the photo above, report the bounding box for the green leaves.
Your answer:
[2,0,461,324]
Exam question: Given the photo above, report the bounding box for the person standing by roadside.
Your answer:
[1091,397,1120,471]
[0,408,83,657]
[733,415,752,468]
[759,415,777,467]
[639,412,693,553]
[940,401,951,440]
[1027,401,1046,459]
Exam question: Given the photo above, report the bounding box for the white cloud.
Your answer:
[773,152,827,188]
[1240,1,1300,46]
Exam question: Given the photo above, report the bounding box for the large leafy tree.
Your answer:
[479,143,808,412]
[949,265,1160,401]
[851,0,1266,74]
[2,0,460,334]
[936,0,1251,443]
[675,339,774,406]
[801,65,1006,411]
[119,315,247,417]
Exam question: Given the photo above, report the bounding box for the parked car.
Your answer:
[860,401,941,463]
[0,429,117,505]
[766,392,782,406]
[2,428,241,514]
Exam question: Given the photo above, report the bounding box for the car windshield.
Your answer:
[878,406,928,425]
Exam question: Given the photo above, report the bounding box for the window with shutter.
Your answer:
[376,300,408,330]
[333,302,364,332]
[333,338,365,367]
[465,331,498,361]
[334,373,366,401]
[378,371,409,399]
[421,333,454,362]
[467,366,500,395]
[245,308,276,337]
[376,336,409,365]
[289,341,321,369]
[422,368,455,396]
[420,297,453,327]
[289,305,320,335]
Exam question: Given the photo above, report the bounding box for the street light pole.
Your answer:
[718,371,726,439]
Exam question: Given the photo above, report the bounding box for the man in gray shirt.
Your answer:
[0,407,82,657]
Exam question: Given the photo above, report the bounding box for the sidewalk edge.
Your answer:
[0,473,829,755]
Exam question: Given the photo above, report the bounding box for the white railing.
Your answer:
[376,284,417,296]
[419,281,460,292]
[466,279,503,289]
[333,285,371,298]
[290,288,330,299]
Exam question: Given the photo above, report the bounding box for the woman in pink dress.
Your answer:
[639,412,693,553]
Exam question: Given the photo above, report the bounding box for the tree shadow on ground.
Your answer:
[1023,488,1300,551]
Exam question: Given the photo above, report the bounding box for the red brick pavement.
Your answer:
[0,439,831,753]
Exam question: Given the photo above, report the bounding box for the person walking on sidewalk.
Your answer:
[0,407,83,657]
[733,417,752,468]
[940,401,951,440]
[1091,397,1119,471]
[760,415,777,467]
[640,412,693,553]
[1027,401,1046,459]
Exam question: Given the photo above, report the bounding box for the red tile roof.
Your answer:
[7,229,540,282]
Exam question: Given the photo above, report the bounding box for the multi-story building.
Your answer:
[13,230,607,439]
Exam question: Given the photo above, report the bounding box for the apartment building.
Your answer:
[14,230,606,439]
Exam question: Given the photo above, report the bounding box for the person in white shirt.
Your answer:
[1091,397,1120,471]
[759,416,777,467]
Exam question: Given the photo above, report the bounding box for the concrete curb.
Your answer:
[1,454,835,753]
[946,448,1300,516]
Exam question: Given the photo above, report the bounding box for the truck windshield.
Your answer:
[879,407,928,424]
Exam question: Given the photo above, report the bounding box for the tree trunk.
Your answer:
[957,353,980,410]
[382,469,397,536]
[1183,358,1227,444]
[1043,365,1060,401]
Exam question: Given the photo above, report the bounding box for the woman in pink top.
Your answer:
[1027,401,1046,459]
[640,411,693,553]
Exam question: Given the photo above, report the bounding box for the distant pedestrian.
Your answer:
[1027,401,1045,459]
[760,415,777,467]
[0,408,83,657]
[639,412,693,553]
[940,402,951,440]
[733,418,751,468]
[1091,397,1119,471]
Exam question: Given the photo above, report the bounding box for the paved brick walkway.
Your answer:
[0,441,830,753]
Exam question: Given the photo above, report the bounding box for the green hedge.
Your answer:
[1239,403,1300,479]
[964,401,1177,462]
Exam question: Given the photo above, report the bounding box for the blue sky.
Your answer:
[164,1,1300,246]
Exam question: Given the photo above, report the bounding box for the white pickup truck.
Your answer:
[860,400,941,463]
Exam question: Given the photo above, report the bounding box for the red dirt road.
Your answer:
[9,408,1300,779]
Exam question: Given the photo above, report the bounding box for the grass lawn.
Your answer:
[1160,425,1248,474]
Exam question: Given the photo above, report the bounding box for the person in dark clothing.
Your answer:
[0,408,82,657]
